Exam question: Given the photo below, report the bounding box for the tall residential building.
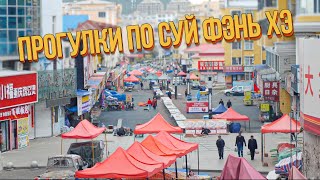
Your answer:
[294,0,320,178]
[136,0,164,15]
[256,0,296,116]
[166,0,191,13]
[0,0,40,71]
[62,0,121,25]
[220,0,263,88]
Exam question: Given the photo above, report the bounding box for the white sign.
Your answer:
[300,38,320,135]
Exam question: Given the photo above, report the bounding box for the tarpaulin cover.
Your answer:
[213,108,249,121]
[155,131,198,155]
[288,166,307,180]
[275,152,302,175]
[134,113,183,134]
[220,155,266,180]
[61,120,106,139]
[75,147,162,179]
[129,69,143,76]
[177,71,186,76]
[67,141,104,168]
[127,142,176,168]
[261,114,301,134]
[124,75,140,82]
[141,135,183,157]
[212,104,227,115]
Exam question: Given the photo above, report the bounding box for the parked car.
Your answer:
[224,86,251,96]
[35,154,87,180]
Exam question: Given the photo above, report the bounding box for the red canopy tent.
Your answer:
[129,69,143,76]
[141,135,184,157]
[189,73,200,80]
[260,114,301,163]
[61,120,107,164]
[177,71,186,76]
[288,166,307,180]
[134,113,183,134]
[213,107,250,130]
[75,147,163,179]
[124,74,140,82]
[155,71,163,77]
[155,131,200,175]
[219,155,266,180]
[127,141,176,168]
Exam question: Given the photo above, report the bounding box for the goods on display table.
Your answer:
[275,152,302,175]
[183,119,227,134]
[172,113,187,121]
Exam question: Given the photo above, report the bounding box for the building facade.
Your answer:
[136,0,164,15]
[220,0,264,88]
[294,0,320,178]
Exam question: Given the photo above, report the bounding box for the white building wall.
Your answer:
[35,102,52,138]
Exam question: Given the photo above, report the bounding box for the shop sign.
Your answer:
[18,117,29,149]
[198,61,224,71]
[0,105,30,121]
[77,93,92,116]
[244,66,255,72]
[186,101,209,113]
[223,66,244,72]
[38,69,77,104]
[260,103,270,112]
[300,39,320,135]
[0,72,38,109]
[263,81,280,102]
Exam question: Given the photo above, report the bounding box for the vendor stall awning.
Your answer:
[129,69,143,76]
[212,104,227,114]
[61,119,106,139]
[213,107,249,121]
[261,114,301,134]
[141,135,183,157]
[124,74,140,82]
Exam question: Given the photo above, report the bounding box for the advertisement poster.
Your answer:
[263,81,280,102]
[0,73,38,109]
[18,118,29,149]
[186,101,209,113]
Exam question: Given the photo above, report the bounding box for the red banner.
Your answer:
[198,61,224,71]
[0,105,30,121]
[263,81,280,102]
[0,73,38,109]
[186,101,209,113]
[223,66,244,72]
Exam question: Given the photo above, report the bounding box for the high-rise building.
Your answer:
[136,0,164,15]
[0,0,40,71]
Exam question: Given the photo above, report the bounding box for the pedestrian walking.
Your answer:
[227,99,232,108]
[185,89,188,98]
[216,135,225,159]
[168,91,172,99]
[152,97,157,110]
[235,131,246,157]
[140,81,144,90]
[147,98,152,111]
[149,81,152,90]
[219,99,224,106]
[248,135,258,160]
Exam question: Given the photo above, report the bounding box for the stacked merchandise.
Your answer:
[275,152,302,175]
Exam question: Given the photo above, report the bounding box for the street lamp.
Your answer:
[174,67,178,99]
[186,71,190,95]
[208,76,213,119]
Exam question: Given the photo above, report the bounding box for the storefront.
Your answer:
[0,71,38,152]
[198,60,225,84]
[223,66,245,88]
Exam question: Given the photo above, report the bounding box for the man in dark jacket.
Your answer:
[235,132,246,157]
[248,135,258,160]
[219,99,224,106]
[216,135,225,159]
[227,100,232,108]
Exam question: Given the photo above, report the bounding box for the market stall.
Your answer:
[212,104,227,115]
[128,69,143,76]
[213,107,250,130]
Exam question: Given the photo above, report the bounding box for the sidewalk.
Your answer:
[0,132,289,173]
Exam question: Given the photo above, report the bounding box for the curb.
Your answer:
[3,166,46,170]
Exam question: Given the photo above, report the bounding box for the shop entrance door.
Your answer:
[0,121,9,152]
[11,120,17,150]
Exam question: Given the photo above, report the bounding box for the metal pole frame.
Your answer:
[61,138,63,155]
[197,147,200,175]
[92,140,95,166]
[162,169,166,180]
[175,161,178,179]
[261,133,263,163]
[185,155,188,177]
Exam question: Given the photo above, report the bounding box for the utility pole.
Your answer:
[174,67,178,99]
[208,76,213,119]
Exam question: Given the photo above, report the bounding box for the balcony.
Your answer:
[291,65,299,93]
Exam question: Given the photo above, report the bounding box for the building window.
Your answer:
[232,42,241,49]
[262,60,266,64]
[244,56,254,65]
[232,57,242,65]
[231,10,241,17]
[266,0,277,7]
[244,40,253,50]
[98,12,106,18]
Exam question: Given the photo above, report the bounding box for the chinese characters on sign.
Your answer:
[198,61,224,71]
[0,105,30,121]
[186,102,209,113]
[263,81,280,102]
[38,69,77,102]
[0,73,38,109]
[223,66,244,72]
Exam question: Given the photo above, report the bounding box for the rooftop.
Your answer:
[76,20,117,31]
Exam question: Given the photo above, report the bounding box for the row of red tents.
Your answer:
[75,131,198,179]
